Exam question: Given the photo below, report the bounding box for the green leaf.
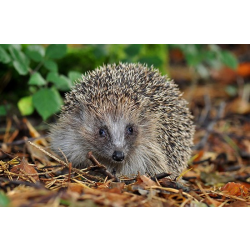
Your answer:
[25,45,45,62]
[0,47,11,64]
[17,96,34,116]
[0,192,10,207]
[11,44,22,50]
[220,51,238,69]
[68,71,82,83]
[0,44,11,49]
[33,88,63,120]
[9,46,29,75]
[125,44,142,57]
[45,44,67,59]
[47,72,72,91]
[28,72,46,86]
[12,61,29,75]
[0,105,7,116]
[44,60,58,72]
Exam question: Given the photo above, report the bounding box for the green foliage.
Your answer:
[0,44,239,121]
[0,47,11,64]
[170,44,238,78]
[0,105,7,116]
[0,191,10,207]
[25,45,45,62]
[0,44,81,120]
[68,71,83,83]
[45,44,67,59]
[46,72,72,91]
[17,96,34,116]
[44,60,58,72]
[33,87,63,120]
[28,72,46,86]
[9,45,30,75]
[219,50,238,69]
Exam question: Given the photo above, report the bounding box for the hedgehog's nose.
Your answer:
[112,151,124,161]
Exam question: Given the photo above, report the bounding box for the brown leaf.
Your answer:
[68,183,84,194]
[226,98,250,115]
[139,175,157,187]
[229,201,249,207]
[221,182,249,196]
[108,182,125,194]
[10,158,39,182]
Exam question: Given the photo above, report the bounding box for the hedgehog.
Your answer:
[50,62,194,179]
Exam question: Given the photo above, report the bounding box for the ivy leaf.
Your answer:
[25,45,45,62]
[33,88,63,120]
[44,60,58,72]
[17,96,34,116]
[9,46,29,75]
[68,71,82,84]
[0,47,11,64]
[45,44,67,59]
[47,72,72,91]
[28,72,46,86]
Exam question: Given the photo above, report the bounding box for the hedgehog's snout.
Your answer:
[112,150,125,162]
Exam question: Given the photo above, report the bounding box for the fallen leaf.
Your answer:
[10,158,39,182]
[229,201,249,207]
[221,182,249,196]
[139,175,157,187]
[68,183,84,194]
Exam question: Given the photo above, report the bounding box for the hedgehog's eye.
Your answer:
[127,126,133,135]
[99,128,106,137]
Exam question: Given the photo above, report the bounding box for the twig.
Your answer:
[28,141,68,167]
[87,151,117,181]
[145,185,198,201]
[87,152,102,166]
[196,182,218,206]
[191,157,211,165]
[150,172,171,181]
[0,177,45,189]
[0,136,47,147]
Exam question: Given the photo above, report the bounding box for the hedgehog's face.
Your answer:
[92,114,139,164]
[78,102,155,167]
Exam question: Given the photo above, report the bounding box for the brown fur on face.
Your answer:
[50,63,194,178]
